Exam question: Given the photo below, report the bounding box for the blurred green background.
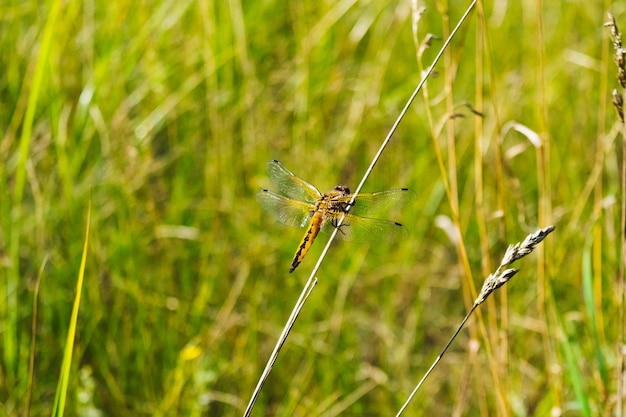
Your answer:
[0,0,621,415]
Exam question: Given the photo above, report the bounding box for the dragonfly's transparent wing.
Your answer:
[320,213,408,242]
[266,160,321,204]
[347,188,416,217]
[256,189,312,228]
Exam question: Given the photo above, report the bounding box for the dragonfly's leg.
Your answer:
[330,217,350,235]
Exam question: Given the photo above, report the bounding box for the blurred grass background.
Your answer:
[0,0,622,415]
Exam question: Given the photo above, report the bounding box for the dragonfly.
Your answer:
[256,159,412,273]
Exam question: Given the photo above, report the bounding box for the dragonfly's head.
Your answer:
[333,185,350,196]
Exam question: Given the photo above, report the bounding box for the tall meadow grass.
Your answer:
[0,0,621,415]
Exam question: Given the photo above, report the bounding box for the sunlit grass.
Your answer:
[0,0,621,415]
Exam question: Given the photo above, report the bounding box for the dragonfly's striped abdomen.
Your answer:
[289,210,324,273]
[289,186,349,273]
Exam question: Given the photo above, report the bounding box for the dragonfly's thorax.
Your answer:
[314,185,352,218]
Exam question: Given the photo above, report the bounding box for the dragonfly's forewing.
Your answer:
[256,189,312,228]
[320,213,408,242]
[347,188,416,217]
[267,160,321,204]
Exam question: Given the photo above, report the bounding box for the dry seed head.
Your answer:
[606,14,626,88]
[501,225,556,266]
[613,89,624,122]
[476,226,555,305]
[475,269,519,305]
[411,2,426,28]
[418,34,439,59]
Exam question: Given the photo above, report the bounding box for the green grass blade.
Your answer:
[582,237,609,385]
[559,326,592,417]
[51,200,91,417]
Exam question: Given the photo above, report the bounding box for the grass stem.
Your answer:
[395,226,555,415]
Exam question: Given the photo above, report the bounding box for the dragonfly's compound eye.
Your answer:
[333,185,350,195]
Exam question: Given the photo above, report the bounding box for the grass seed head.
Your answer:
[607,14,626,88]
[501,225,556,266]
[475,269,519,305]
[613,88,624,122]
